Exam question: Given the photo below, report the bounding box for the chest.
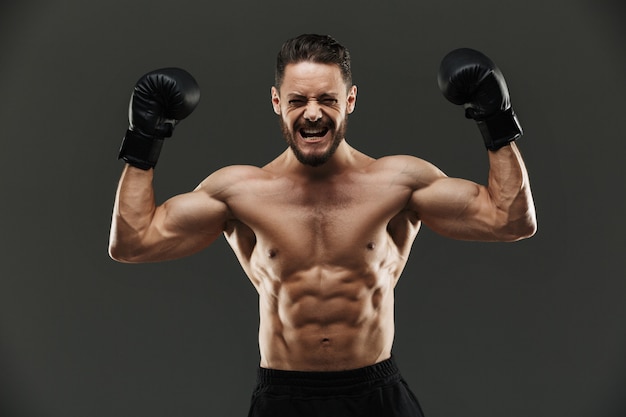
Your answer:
[231,176,410,255]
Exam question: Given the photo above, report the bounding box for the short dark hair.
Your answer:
[275,34,352,90]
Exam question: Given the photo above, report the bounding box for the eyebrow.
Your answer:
[285,92,339,99]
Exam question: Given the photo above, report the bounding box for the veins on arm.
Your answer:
[110,167,235,263]
[404,151,534,242]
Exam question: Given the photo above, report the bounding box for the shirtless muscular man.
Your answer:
[109,34,536,417]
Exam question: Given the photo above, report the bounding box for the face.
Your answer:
[272,62,357,167]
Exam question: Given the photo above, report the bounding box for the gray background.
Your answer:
[1,0,625,416]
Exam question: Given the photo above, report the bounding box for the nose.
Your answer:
[303,100,322,122]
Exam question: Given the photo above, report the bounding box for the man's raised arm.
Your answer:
[108,68,229,263]
[411,48,536,241]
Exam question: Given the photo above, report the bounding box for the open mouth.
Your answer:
[299,127,329,139]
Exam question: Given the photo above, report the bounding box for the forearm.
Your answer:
[108,164,157,261]
[486,142,536,240]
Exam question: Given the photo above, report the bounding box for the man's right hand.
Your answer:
[118,68,201,170]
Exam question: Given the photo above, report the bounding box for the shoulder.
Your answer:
[195,164,272,197]
[369,155,447,188]
[211,164,269,181]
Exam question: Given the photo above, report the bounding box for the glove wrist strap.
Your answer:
[476,108,523,151]
[118,129,164,170]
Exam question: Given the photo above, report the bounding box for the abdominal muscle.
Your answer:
[220,160,418,371]
[256,263,396,371]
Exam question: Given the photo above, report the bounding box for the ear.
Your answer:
[271,86,281,115]
[346,85,357,114]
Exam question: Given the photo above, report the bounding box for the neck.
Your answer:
[284,139,357,179]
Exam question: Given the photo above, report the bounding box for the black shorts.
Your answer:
[247,356,425,417]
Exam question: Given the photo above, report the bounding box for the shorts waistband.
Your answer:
[256,356,400,389]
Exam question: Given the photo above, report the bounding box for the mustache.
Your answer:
[295,118,335,130]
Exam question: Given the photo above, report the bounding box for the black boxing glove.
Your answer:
[437,48,522,151]
[118,68,200,169]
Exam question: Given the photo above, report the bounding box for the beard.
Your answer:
[279,115,348,167]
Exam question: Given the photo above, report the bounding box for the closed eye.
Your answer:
[286,96,338,107]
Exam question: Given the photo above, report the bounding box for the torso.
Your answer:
[219,151,423,371]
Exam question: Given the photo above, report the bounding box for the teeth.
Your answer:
[301,128,328,138]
